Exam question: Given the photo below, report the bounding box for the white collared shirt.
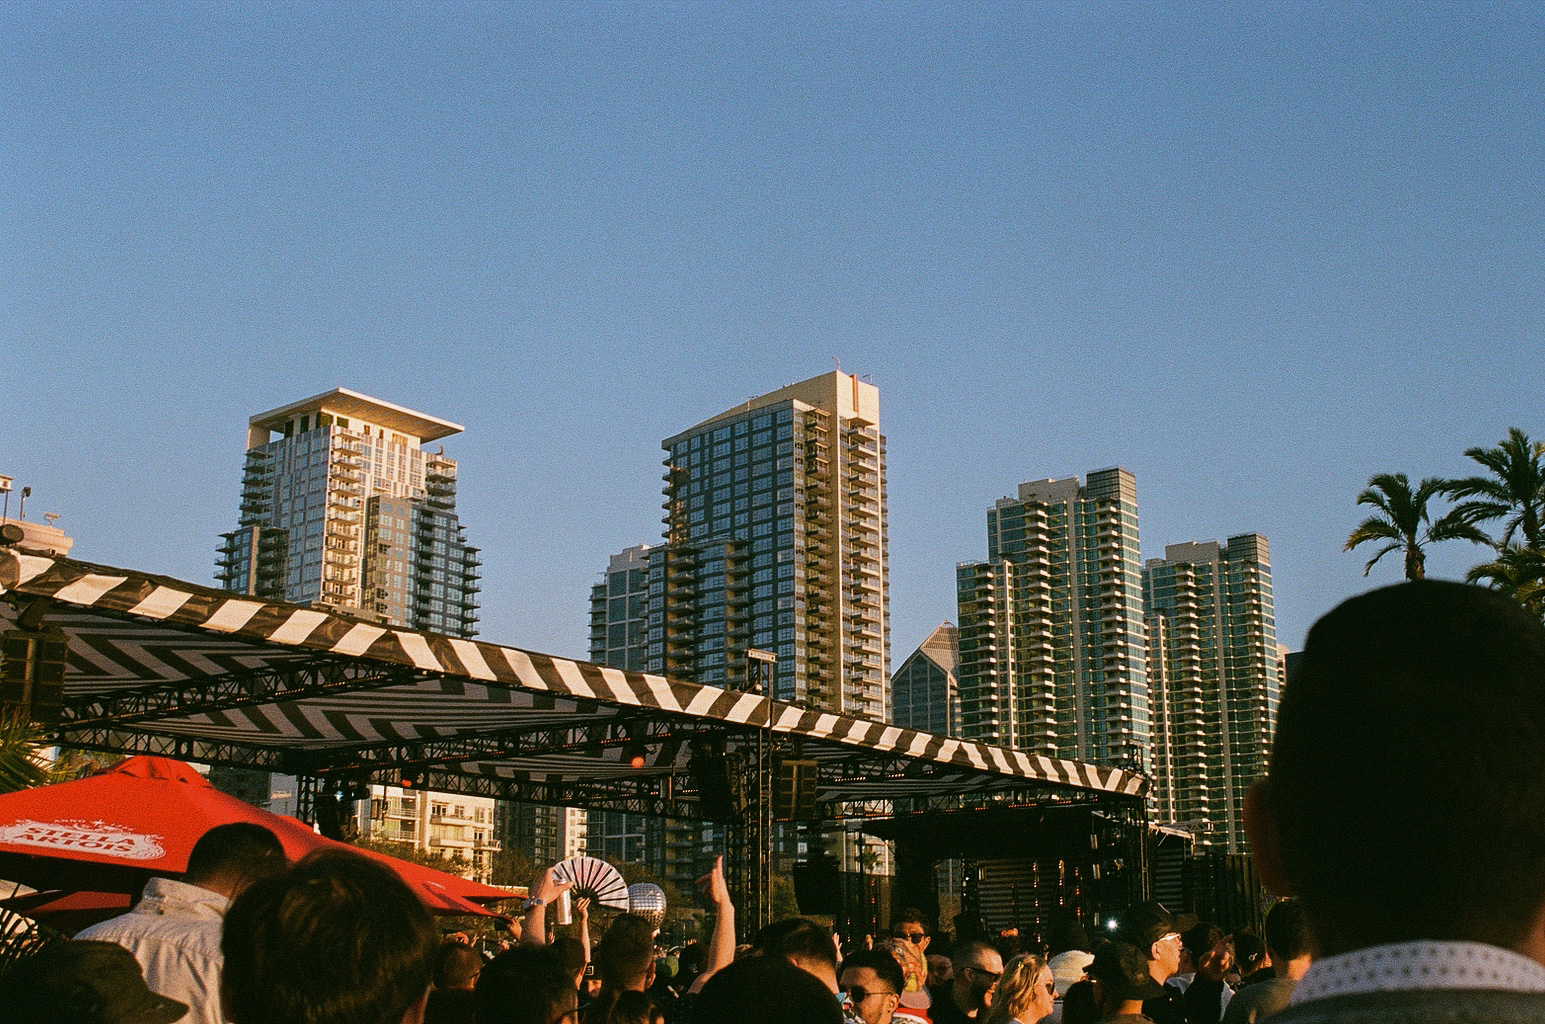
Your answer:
[77,877,231,1024]
[1291,941,1545,1004]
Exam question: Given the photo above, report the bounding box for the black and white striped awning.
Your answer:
[0,551,1146,813]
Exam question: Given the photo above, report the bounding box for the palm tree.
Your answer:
[1344,472,1488,580]
[0,711,52,794]
[1445,428,1545,549]
[1466,544,1545,618]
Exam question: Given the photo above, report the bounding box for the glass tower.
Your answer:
[890,622,960,736]
[653,371,888,719]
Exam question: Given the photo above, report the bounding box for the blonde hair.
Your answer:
[982,952,1050,1024]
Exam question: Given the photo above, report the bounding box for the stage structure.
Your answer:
[0,549,1148,935]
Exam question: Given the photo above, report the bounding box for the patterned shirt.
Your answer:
[1291,941,1545,1004]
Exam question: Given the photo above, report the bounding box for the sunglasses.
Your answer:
[965,966,1002,982]
[842,987,899,1003]
[897,931,926,944]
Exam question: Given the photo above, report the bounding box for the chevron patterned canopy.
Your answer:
[0,550,1146,817]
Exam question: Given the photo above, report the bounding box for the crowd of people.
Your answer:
[3,579,1545,1024]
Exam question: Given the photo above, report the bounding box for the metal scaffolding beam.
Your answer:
[61,659,427,728]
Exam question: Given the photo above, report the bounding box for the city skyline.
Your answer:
[5,4,1540,667]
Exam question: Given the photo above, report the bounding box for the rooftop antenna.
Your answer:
[833,356,842,373]
[45,513,61,528]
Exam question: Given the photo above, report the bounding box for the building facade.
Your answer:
[891,622,960,736]
[1142,534,1279,852]
[217,388,480,636]
[955,469,1148,769]
[652,371,889,718]
[212,389,485,874]
[353,786,501,883]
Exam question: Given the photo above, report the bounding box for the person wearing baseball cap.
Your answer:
[1086,941,1165,1023]
[1110,903,1197,1024]
[0,940,189,1024]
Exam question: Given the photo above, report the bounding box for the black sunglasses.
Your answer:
[843,986,898,1002]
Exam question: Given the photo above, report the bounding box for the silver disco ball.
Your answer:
[628,882,667,928]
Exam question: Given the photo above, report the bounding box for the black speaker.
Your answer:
[0,629,68,726]
[772,758,820,820]
[689,735,744,821]
[792,852,841,915]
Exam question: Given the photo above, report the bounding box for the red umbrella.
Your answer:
[0,756,519,915]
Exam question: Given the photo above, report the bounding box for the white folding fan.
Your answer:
[551,855,631,910]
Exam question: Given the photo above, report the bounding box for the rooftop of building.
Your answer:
[249,388,464,445]
[666,369,880,443]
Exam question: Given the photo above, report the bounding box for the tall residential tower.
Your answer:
[955,469,1148,768]
[651,371,889,718]
[217,388,480,636]
[1142,534,1279,852]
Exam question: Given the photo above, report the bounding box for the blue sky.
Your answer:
[3,2,1541,661]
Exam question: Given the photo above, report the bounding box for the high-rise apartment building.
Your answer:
[652,371,888,718]
[586,544,697,889]
[891,622,960,736]
[1142,534,1279,852]
[217,389,480,636]
[213,390,484,874]
[955,469,1148,769]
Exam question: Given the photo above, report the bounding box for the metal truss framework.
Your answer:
[61,659,429,729]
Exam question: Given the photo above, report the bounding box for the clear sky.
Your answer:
[3,2,1541,663]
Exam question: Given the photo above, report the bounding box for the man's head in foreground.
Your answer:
[694,955,841,1024]
[839,949,905,1024]
[221,850,438,1024]
[948,938,1004,1014]
[593,913,657,993]
[754,917,840,992]
[185,822,287,900]
[1246,580,1545,960]
[476,946,579,1024]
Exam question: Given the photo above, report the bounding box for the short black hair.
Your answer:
[1265,580,1545,953]
[1180,923,1223,958]
[594,913,656,988]
[434,941,484,989]
[475,946,577,1024]
[185,823,286,890]
[950,938,998,971]
[891,908,928,935]
[222,850,437,1024]
[694,955,841,1024]
[753,918,836,969]
[839,949,905,995]
[1263,901,1310,963]
[551,935,587,979]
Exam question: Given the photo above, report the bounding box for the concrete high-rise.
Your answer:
[955,469,1148,768]
[891,622,960,736]
[217,388,480,637]
[1142,534,1279,852]
[653,371,888,718]
[586,544,703,892]
[213,390,484,875]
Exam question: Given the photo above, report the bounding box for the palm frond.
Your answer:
[0,712,51,795]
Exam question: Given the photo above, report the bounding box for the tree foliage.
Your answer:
[1446,428,1545,549]
[1344,472,1486,580]
[1352,429,1545,621]
[0,711,52,794]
